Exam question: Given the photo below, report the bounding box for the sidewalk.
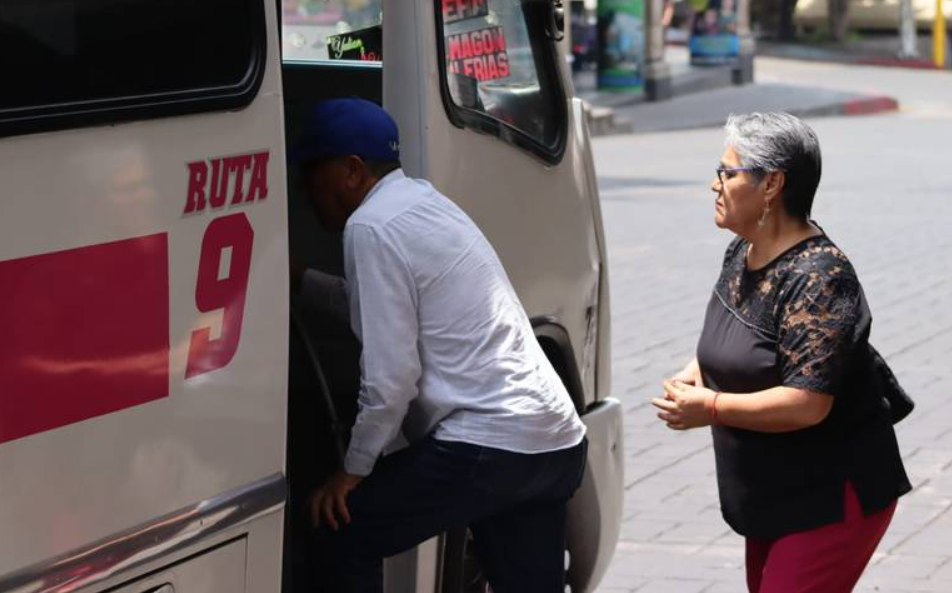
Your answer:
[578,46,901,136]
[590,60,952,589]
[757,33,946,70]
[603,81,897,134]
[575,46,736,135]
[575,46,736,110]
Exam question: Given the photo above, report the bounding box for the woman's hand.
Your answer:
[671,367,699,386]
[653,379,716,430]
[671,358,703,387]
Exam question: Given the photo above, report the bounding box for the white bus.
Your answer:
[0,1,623,591]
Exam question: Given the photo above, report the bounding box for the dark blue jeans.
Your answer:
[312,435,588,593]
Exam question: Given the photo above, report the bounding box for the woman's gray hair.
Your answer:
[724,112,822,219]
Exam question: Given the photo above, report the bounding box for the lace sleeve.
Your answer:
[778,264,862,396]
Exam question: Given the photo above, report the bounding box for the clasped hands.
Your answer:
[652,374,717,431]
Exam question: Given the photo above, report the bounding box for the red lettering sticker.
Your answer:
[183,151,269,215]
[0,234,170,445]
[445,27,510,82]
[185,213,254,379]
[443,0,489,24]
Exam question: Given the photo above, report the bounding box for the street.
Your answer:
[593,57,952,592]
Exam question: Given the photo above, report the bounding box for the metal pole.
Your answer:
[934,0,946,68]
[734,0,756,83]
[644,0,673,100]
[899,0,918,58]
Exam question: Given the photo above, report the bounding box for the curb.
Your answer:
[757,43,945,71]
[840,95,900,116]
[789,94,900,119]
[587,92,901,137]
[856,57,939,70]
[585,105,635,136]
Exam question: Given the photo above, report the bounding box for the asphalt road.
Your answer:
[592,57,952,592]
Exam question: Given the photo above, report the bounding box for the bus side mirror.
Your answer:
[545,0,566,42]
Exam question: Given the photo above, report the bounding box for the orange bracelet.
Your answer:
[710,392,722,425]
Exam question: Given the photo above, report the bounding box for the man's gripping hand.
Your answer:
[311,471,363,531]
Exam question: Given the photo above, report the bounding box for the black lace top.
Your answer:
[717,234,861,396]
[697,232,910,539]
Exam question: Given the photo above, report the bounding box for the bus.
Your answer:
[0,0,623,591]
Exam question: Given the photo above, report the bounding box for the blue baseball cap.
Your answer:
[289,97,400,165]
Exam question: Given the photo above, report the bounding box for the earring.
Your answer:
[757,202,771,227]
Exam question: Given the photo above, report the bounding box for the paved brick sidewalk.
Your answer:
[591,107,952,592]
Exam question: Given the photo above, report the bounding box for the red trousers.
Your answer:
[745,482,896,593]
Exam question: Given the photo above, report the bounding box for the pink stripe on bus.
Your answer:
[0,234,170,444]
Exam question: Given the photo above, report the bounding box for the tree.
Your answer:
[828,0,851,43]
[777,0,799,40]
[752,0,851,42]
[750,0,800,40]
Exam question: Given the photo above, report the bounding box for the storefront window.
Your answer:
[282,0,383,63]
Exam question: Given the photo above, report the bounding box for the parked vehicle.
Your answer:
[795,0,952,31]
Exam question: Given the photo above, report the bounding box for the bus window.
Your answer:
[436,0,567,162]
[0,0,264,138]
[282,0,383,63]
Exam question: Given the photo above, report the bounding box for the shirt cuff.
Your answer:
[343,447,378,477]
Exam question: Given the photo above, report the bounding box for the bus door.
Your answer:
[382,1,623,591]
[278,4,439,592]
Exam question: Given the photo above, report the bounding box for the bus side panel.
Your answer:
[0,0,289,583]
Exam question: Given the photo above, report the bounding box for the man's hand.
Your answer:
[652,379,716,430]
[311,471,363,531]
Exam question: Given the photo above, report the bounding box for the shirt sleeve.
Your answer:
[342,223,422,476]
[777,266,861,396]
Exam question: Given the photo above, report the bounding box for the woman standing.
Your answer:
[653,113,911,592]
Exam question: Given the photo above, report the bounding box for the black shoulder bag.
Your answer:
[854,287,915,424]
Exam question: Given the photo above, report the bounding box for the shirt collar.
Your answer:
[361,168,405,208]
